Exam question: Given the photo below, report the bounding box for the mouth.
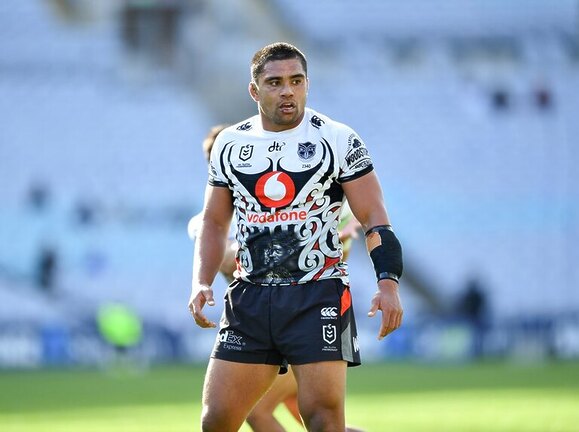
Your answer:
[279,102,295,114]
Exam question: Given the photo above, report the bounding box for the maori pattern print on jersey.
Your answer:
[208,108,374,285]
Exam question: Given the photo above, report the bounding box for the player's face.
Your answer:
[249,58,308,132]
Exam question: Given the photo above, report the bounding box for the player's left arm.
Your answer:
[342,171,404,340]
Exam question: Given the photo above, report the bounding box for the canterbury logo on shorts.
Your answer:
[320,307,338,319]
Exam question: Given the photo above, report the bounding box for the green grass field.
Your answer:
[1,361,578,432]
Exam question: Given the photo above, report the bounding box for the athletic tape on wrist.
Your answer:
[365,225,403,283]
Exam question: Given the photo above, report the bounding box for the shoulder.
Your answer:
[210,116,259,156]
[304,108,357,138]
[227,115,260,135]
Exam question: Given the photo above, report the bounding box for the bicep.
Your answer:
[342,171,390,232]
[202,184,234,234]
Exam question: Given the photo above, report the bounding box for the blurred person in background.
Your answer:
[36,244,58,294]
[188,42,403,432]
[456,276,489,358]
[96,302,144,373]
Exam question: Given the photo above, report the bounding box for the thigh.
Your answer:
[292,361,347,430]
[253,367,298,411]
[202,358,279,431]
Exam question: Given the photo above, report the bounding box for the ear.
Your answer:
[248,82,259,102]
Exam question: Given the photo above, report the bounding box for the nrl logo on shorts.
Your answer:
[297,141,316,161]
[322,324,337,344]
[239,144,254,161]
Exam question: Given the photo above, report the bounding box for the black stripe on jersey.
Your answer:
[338,164,374,183]
[208,179,229,187]
[220,141,236,188]
[316,138,335,186]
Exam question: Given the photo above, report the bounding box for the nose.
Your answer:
[280,82,293,97]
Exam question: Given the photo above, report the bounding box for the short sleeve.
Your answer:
[207,134,229,188]
[337,127,374,183]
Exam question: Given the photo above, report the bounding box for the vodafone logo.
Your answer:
[255,171,295,208]
[247,209,307,224]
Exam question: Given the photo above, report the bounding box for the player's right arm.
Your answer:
[189,184,233,328]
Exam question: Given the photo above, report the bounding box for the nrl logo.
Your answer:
[297,141,316,161]
[239,144,254,161]
[322,324,337,344]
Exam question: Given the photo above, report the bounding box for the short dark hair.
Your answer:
[251,42,307,83]
[202,124,228,162]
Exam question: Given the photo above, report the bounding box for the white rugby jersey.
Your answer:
[208,108,373,285]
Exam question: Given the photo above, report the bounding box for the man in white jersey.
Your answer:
[189,124,364,431]
[189,42,403,432]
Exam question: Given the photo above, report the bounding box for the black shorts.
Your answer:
[211,278,361,370]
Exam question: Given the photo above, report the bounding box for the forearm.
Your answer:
[358,207,389,233]
[219,240,238,283]
[365,225,403,284]
[192,219,230,286]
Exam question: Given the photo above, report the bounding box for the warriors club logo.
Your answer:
[255,171,296,208]
[298,142,316,161]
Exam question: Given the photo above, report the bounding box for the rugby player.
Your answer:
[189,42,403,432]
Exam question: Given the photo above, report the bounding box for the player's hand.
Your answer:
[188,284,217,328]
[367,279,403,340]
[338,218,362,242]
